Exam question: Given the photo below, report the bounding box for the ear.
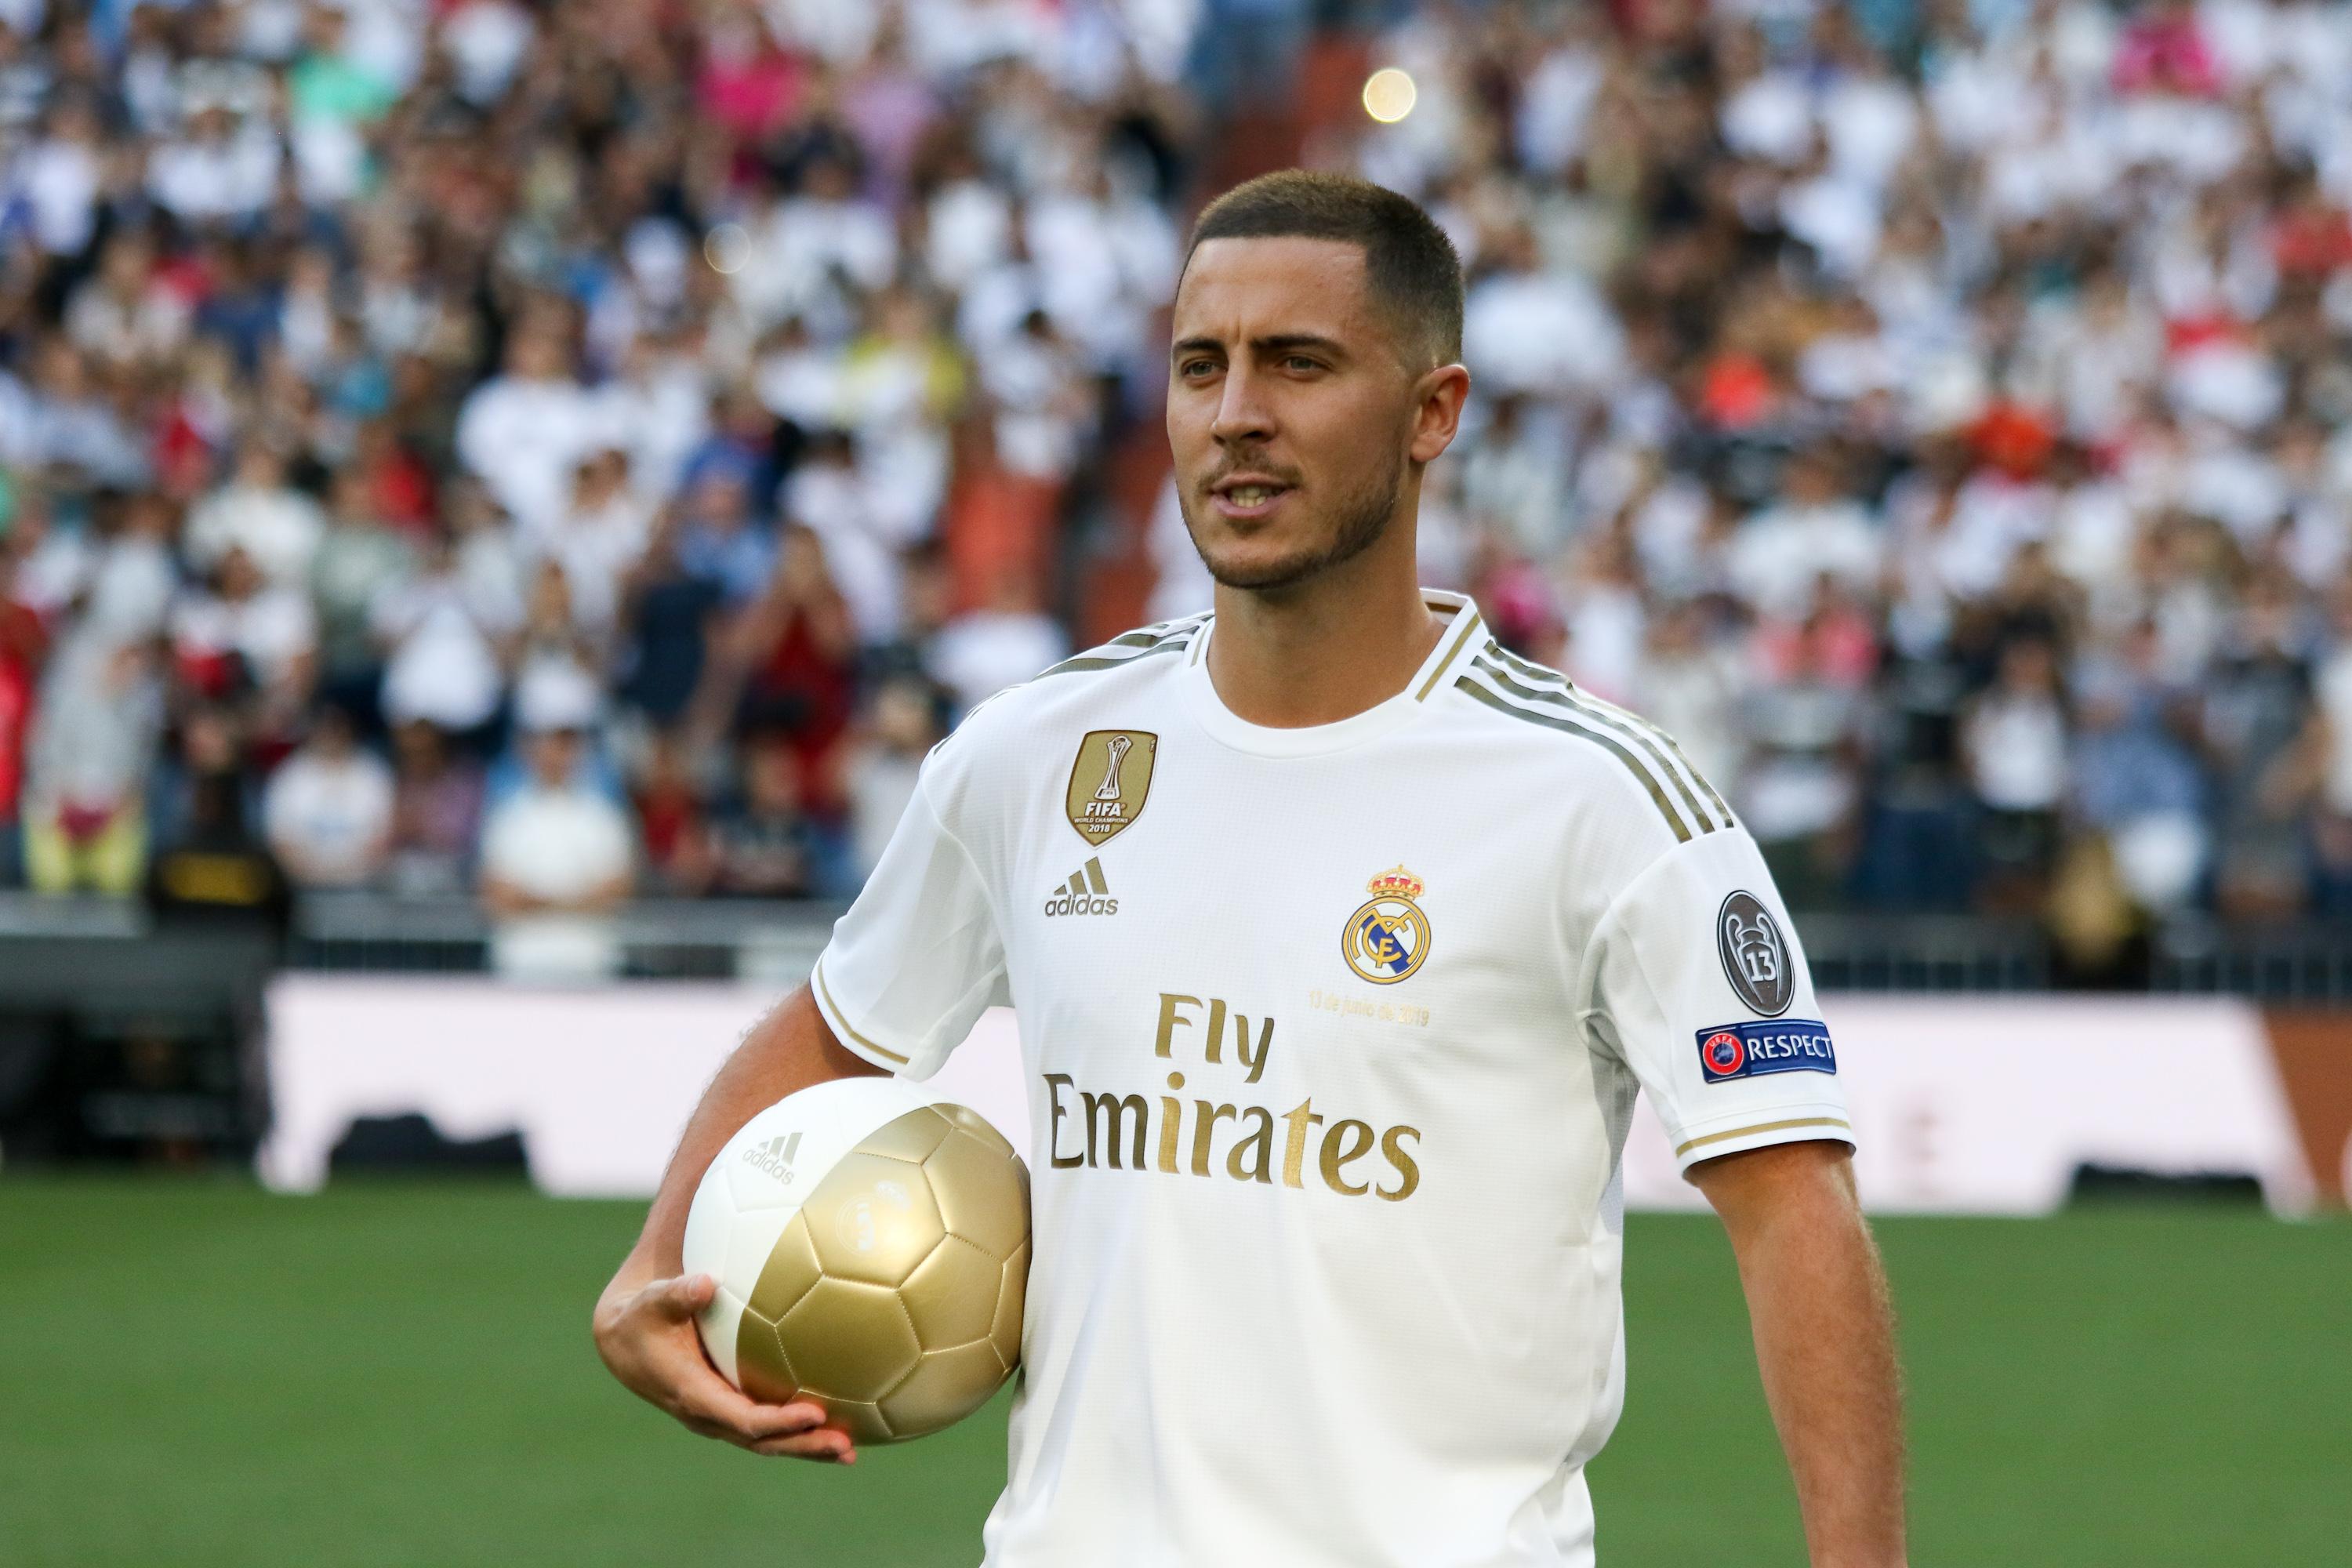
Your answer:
[1407,363,1472,466]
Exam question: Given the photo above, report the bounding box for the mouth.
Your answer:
[1208,475,1295,521]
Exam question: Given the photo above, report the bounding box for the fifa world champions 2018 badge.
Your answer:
[1065,729,1157,846]
[1717,890,1794,1016]
[1345,866,1431,985]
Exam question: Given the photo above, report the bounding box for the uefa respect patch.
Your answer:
[1697,1021,1836,1083]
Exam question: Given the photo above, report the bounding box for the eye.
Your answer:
[1283,354,1321,373]
[1178,358,1218,379]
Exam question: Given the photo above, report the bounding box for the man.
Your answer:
[263,704,395,889]
[480,665,633,981]
[454,317,607,537]
[596,172,1904,1566]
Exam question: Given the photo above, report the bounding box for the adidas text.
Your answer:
[1046,857,1117,916]
[1045,891,1120,916]
[742,1131,802,1183]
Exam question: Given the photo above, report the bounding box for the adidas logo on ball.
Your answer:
[742,1131,802,1184]
[1044,857,1118,916]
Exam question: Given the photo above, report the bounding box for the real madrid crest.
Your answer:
[1343,866,1432,985]
[1065,730,1157,846]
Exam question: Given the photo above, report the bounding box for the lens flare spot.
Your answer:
[703,222,751,275]
[1363,68,1417,125]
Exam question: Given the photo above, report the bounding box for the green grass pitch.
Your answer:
[2,1178,2344,1566]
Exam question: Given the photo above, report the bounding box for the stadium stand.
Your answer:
[1,0,2350,992]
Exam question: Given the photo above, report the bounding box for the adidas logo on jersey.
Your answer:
[742,1131,802,1184]
[1044,858,1118,916]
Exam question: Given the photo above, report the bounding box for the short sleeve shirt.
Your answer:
[813,593,1852,1567]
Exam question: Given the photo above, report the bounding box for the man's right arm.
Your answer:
[590,983,887,1462]
[599,721,1012,1458]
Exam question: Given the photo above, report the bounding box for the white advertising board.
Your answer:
[260,978,2322,1215]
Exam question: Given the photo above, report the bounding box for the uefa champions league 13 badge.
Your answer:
[1717,891,1793,1016]
[1343,866,1431,985]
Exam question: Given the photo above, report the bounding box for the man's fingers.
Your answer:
[716,1396,830,1440]
[639,1273,717,1321]
[671,1368,827,1441]
[620,1283,839,1450]
[750,1435,854,1463]
[681,1402,847,1459]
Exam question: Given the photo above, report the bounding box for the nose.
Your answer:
[1210,363,1276,447]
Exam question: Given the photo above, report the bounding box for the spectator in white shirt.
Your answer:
[924,159,1014,293]
[981,309,1094,481]
[64,231,189,369]
[310,467,419,699]
[1459,226,1624,397]
[373,518,521,737]
[927,570,1069,715]
[23,336,145,488]
[82,490,180,647]
[1963,637,2071,909]
[842,674,939,879]
[524,448,649,640]
[170,543,319,721]
[183,438,326,589]
[1024,169,1179,372]
[735,153,898,329]
[455,320,608,535]
[438,0,537,107]
[782,428,913,641]
[147,102,281,226]
[264,705,394,888]
[597,332,710,503]
[1727,448,1886,621]
[479,663,634,981]
[16,95,103,257]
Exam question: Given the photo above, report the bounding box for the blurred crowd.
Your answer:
[1274,0,2352,959]
[6,0,2352,970]
[0,0,1213,951]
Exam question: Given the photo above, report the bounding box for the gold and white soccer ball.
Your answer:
[682,1078,1031,1445]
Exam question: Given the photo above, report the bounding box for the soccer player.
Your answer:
[596,171,1905,1566]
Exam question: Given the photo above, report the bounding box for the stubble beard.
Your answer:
[1182,442,1407,594]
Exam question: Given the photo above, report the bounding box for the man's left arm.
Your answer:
[1690,1139,1906,1568]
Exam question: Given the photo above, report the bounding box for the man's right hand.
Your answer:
[592,1265,858,1463]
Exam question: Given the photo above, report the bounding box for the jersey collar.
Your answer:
[1178,589,1486,759]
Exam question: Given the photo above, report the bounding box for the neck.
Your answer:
[1203,517,1442,728]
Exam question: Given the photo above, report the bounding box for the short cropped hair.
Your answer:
[1185,170,1464,370]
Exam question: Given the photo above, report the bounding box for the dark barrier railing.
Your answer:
[4,892,2352,1000]
[281,891,840,980]
[1788,913,2055,994]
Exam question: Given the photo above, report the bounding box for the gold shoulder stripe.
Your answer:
[1490,646,1733,826]
[811,961,910,1066]
[1639,710,1733,826]
[1102,619,1206,651]
[1491,644,1735,828]
[1413,608,1486,702]
[1454,672,1693,843]
[1675,1116,1852,1157]
[1473,653,1719,834]
[1036,628,1198,680]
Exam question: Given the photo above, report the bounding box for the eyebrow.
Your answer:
[1171,333,1351,361]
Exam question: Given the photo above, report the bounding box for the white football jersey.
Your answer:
[814,590,1852,1567]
